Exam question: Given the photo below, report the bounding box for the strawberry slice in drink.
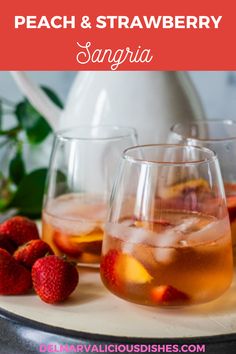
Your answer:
[223,183,236,223]
[53,232,82,257]
[100,250,153,289]
[53,226,103,258]
[226,195,236,223]
[150,285,189,305]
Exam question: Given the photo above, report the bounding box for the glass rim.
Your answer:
[122,144,217,166]
[55,125,137,142]
[171,119,236,143]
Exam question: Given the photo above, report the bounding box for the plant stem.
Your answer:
[0,126,21,137]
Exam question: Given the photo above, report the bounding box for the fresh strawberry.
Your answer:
[150,285,189,304]
[32,255,79,304]
[14,240,54,269]
[0,248,32,295]
[0,216,39,246]
[0,234,17,254]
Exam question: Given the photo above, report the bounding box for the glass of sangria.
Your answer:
[42,125,137,266]
[170,120,236,258]
[100,144,233,306]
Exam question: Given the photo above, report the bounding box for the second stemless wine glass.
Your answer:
[170,120,236,256]
[42,125,137,266]
[100,144,233,306]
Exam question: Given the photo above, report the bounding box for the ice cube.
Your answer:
[154,248,177,264]
[178,239,188,247]
[122,242,135,254]
[106,222,152,243]
[150,229,183,247]
[187,218,228,245]
[47,194,107,221]
[149,217,200,248]
[174,217,199,233]
[56,219,98,235]
[67,202,107,221]
[134,245,158,270]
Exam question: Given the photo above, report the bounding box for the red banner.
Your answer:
[1,0,235,69]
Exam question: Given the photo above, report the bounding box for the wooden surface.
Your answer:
[0,267,236,339]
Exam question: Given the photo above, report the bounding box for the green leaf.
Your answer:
[0,100,2,129]
[14,86,63,145]
[43,169,67,196]
[9,150,25,185]
[15,102,52,144]
[9,168,48,218]
[41,86,63,109]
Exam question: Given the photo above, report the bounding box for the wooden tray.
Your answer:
[0,268,236,353]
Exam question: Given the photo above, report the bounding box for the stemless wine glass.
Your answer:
[42,125,137,266]
[100,144,233,306]
[169,120,236,256]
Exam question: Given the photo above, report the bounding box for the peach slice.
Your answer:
[116,253,153,284]
[101,250,153,287]
[159,179,210,199]
[53,228,103,257]
[69,231,103,244]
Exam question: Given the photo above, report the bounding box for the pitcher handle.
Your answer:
[176,71,206,119]
[10,71,62,130]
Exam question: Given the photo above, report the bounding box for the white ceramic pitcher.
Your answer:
[11,71,205,143]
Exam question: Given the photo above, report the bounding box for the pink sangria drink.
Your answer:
[170,120,236,258]
[42,126,137,266]
[100,145,234,306]
[224,183,236,253]
[101,211,233,306]
[43,194,107,264]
